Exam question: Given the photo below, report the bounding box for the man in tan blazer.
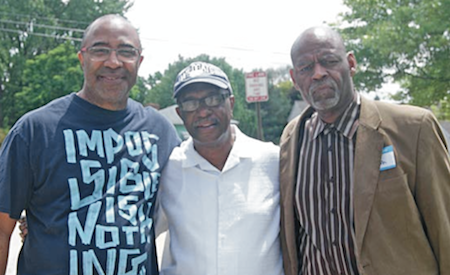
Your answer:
[280,26,450,275]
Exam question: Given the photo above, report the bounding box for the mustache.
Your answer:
[98,67,127,75]
[193,117,218,127]
[309,79,337,93]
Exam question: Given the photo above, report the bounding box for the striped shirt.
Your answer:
[295,97,360,275]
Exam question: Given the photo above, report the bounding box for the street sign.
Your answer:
[245,71,268,103]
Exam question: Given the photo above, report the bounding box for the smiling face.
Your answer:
[290,27,356,122]
[77,15,143,111]
[176,83,234,148]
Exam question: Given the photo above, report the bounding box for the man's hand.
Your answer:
[0,212,17,275]
[18,215,28,242]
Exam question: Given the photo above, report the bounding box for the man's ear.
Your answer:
[137,55,144,69]
[289,69,300,90]
[175,106,183,120]
[229,95,235,117]
[347,52,357,77]
[78,51,84,67]
[229,95,235,109]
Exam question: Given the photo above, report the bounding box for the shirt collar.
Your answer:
[181,125,251,171]
[309,94,361,140]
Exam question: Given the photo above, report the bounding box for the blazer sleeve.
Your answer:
[415,111,450,273]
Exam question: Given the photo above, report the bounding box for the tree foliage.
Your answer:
[0,0,132,127]
[431,99,450,121]
[14,41,83,118]
[259,68,294,144]
[338,0,450,106]
[0,127,7,146]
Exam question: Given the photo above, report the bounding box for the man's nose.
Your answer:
[104,50,122,68]
[312,62,328,80]
[195,102,213,116]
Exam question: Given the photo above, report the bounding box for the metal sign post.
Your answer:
[245,71,269,141]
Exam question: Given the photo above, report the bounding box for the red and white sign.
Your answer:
[245,71,269,103]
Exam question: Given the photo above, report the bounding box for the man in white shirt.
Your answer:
[155,62,283,275]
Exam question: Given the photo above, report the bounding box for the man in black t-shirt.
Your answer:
[0,14,180,275]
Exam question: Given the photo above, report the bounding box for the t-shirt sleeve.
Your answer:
[0,127,33,219]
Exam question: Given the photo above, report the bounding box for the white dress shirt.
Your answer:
[156,125,283,275]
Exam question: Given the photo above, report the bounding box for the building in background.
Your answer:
[158,105,190,140]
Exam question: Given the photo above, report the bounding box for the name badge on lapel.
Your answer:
[380,145,396,171]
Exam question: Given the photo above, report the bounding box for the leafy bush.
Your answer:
[0,128,8,147]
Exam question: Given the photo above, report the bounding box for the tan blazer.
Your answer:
[279,96,450,275]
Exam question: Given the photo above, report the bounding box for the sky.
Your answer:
[126,0,348,77]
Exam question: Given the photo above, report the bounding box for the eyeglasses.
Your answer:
[178,92,230,112]
[80,46,141,63]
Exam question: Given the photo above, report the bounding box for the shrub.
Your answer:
[0,128,8,147]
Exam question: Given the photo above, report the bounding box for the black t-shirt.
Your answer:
[0,93,180,274]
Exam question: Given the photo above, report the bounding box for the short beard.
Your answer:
[307,80,340,111]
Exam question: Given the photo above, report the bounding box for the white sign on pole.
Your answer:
[245,71,269,103]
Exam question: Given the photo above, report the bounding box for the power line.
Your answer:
[0,11,89,28]
[0,27,82,42]
[0,14,85,42]
[0,11,289,58]
[139,36,289,57]
[0,18,84,33]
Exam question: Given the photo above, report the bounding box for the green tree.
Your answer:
[248,67,293,144]
[338,0,450,106]
[260,83,291,144]
[0,0,132,127]
[130,76,151,105]
[431,97,450,121]
[0,127,7,146]
[14,42,82,118]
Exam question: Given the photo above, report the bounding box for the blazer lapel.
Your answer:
[353,97,385,253]
[279,107,315,275]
